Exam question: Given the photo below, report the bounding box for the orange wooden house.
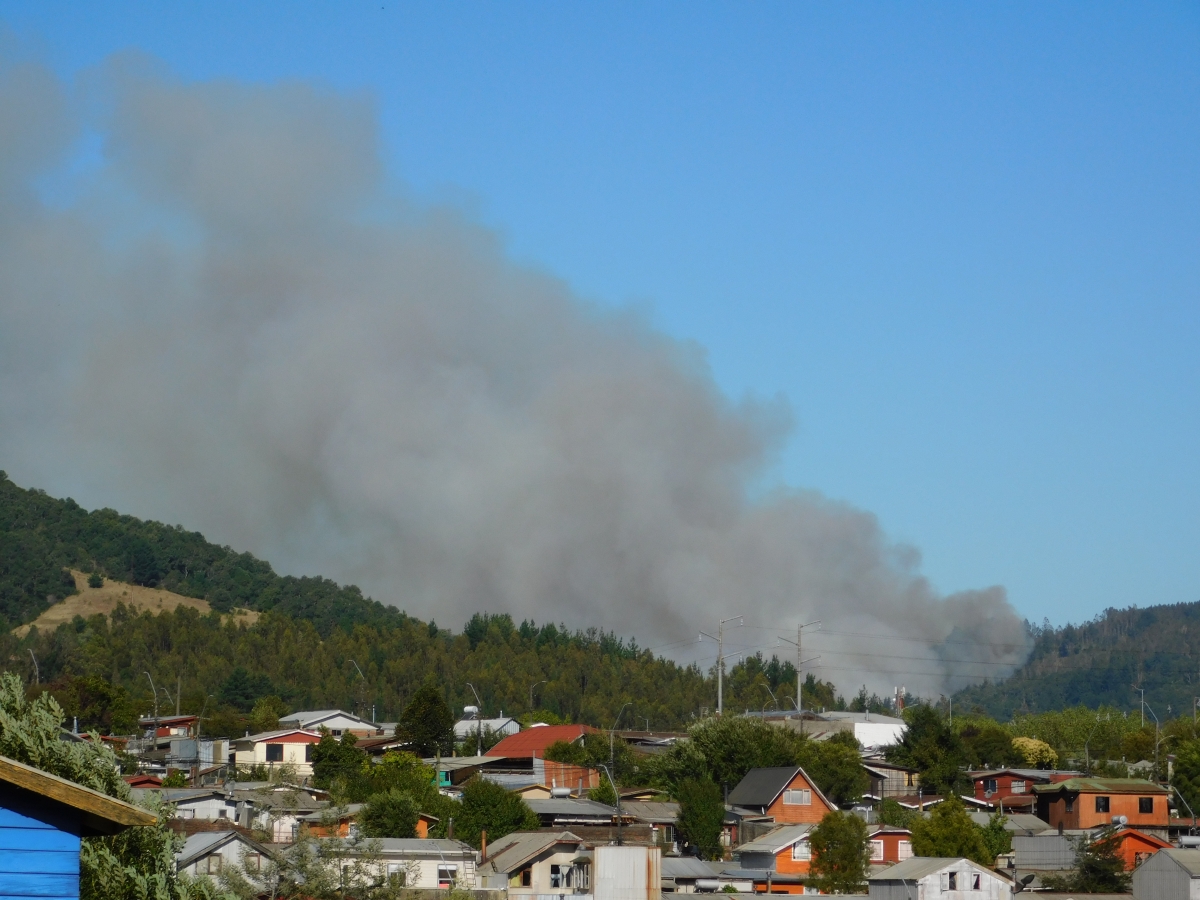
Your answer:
[727,766,836,825]
[1033,778,1169,834]
[1105,827,1172,870]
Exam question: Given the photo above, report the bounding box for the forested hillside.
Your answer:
[956,604,1200,720]
[1,472,860,734]
[0,470,402,632]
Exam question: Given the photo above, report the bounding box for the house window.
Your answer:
[244,853,261,873]
[206,855,222,875]
[438,864,457,888]
[869,841,884,861]
[306,743,314,762]
[1011,781,1026,794]
[1139,797,1154,814]
[1065,797,1075,813]
[387,863,407,885]
[217,809,227,819]
[783,789,812,805]
[332,729,343,736]
[1096,796,1110,813]
[520,868,532,887]
[266,743,284,762]
[551,864,574,888]
[177,808,195,819]
[898,841,912,861]
[945,871,957,890]
[983,779,998,794]
[792,841,811,861]
[971,874,981,890]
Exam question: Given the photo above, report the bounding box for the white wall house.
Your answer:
[328,838,478,889]
[176,831,271,880]
[278,710,383,737]
[453,714,521,741]
[869,857,1012,900]
[233,729,321,777]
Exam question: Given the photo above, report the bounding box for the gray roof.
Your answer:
[235,727,320,745]
[662,857,720,879]
[177,831,267,868]
[1158,850,1200,877]
[870,857,995,882]
[481,831,584,875]
[819,712,906,726]
[624,801,680,823]
[971,769,1082,780]
[527,798,617,819]
[279,709,376,727]
[967,811,1052,834]
[737,824,812,854]
[727,767,801,808]
[358,838,475,857]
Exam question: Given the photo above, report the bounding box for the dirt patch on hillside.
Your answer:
[13,571,259,636]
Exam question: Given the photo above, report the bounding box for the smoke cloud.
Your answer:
[0,50,1029,696]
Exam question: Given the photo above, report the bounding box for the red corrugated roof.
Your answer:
[485,724,598,758]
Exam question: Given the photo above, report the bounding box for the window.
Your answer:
[792,841,811,861]
[1139,797,1154,814]
[177,808,195,819]
[438,865,457,888]
[869,840,884,861]
[946,871,957,891]
[1096,796,1110,813]
[387,863,407,885]
[983,779,998,794]
[783,789,812,806]
[206,856,222,875]
[1065,797,1075,813]
[971,874,981,890]
[244,853,261,873]
[1011,780,1026,794]
[898,841,913,861]
[217,809,227,819]
[520,868,532,887]
[265,743,283,762]
[306,743,314,762]
[551,865,563,888]
[332,729,343,736]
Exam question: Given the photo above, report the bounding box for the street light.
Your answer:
[761,684,779,715]
[466,683,483,756]
[598,763,624,846]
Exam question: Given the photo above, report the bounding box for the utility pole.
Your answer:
[176,675,181,717]
[145,672,159,757]
[779,621,820,730]
[529,680,547,711]
[700,616,743,716]
[467,683,483,755]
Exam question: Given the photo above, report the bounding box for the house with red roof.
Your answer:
[485,724,597,759]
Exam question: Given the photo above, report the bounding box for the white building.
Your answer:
[176,831,271,880]
[1133,848,1200,900]
[233,729,321,776]
[453,713,520,741]
[329,837,478,889]
[278,710,383,737]
[869,857,1012,900]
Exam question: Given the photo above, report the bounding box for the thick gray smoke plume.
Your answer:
[0,50,1030,696]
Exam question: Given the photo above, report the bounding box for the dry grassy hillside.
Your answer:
[12,570,258,636]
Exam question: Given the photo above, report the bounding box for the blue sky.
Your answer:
[2,2,1197,627]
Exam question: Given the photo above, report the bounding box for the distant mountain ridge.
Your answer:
[954,601,1200,720]
[0,470,400,635]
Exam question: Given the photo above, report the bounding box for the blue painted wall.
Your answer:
[0,789,81,900]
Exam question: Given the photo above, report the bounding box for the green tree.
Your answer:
[311,731,365,792]
[1172,740,1200,818]
[249,696,289,734]
[980,812,1012,860]
[455,777,538,849]
[397,682,455,757]
[360,789,420,838]
[1042,828,1130,894]
[675,777,725,861]
[588,777,618,806]
[218,667,273,713]
[910,798,993,866]
[958,721,1022,769]
[878,798,918,828]
[0,672,194,900]
[161,771,188,788]
[87,572,104,588]
[886,705,969,795]
[799,732,869,806]
[808,810,869,894]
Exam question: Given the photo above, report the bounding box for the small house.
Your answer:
[1109,828,1172,871]
[232,728,322,777]
[1033,779,1170,837]
[0,754,158,900]
[971,770,1081,812]
[867,825,915,866]
[662,856,720,893]
[176,830,271,879]
[477,830,590,893]
[863,760,921,800]
[726,766,836,825]
[736,823,814,875]
[454,713,521,742]
[868,856,1012,900]
[278,710,384,737]
[1132,847,1200,900]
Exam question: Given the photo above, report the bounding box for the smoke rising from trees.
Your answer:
[0,48,1030,695]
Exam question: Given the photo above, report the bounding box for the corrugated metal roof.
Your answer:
[1031,778,1169,794]
[485,725,598,758]
[662,857,718,879]
[870,857,979,882]
[528,798,617,818]
[481,830,583,874]
[1160,850,1200,877]
[727,767,800,808]
[971,769,1081,780]
[737,823,812,854]
[624,801,680,823]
